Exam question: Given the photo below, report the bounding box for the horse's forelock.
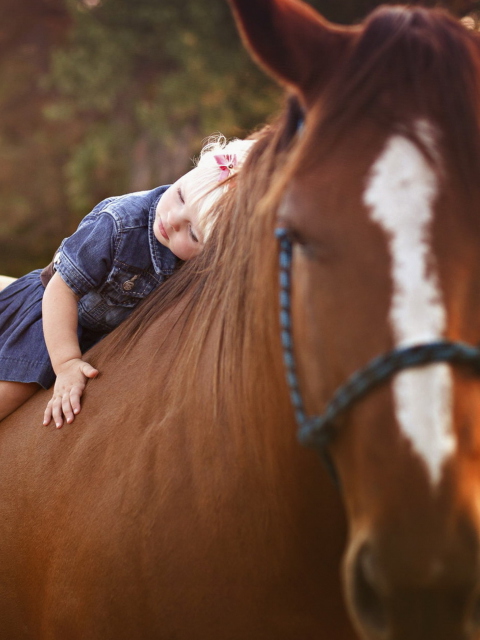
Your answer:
[298,6,480,193]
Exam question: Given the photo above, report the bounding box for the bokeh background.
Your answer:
[1,0,479,275]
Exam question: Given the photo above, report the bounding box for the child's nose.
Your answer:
[168,216,180,231]
[169,207,186,229]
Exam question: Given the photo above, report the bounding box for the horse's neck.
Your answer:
[102,293,333,513]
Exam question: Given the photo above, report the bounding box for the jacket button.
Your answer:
[122,274,139,291]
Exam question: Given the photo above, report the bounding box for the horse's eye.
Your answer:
[275,225,304,246]
[277,225,335,264]
[287,227,307,247]
[277,226,314,256]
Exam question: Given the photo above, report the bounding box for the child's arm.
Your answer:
[42,273,99,428]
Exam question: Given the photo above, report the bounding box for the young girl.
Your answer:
[0,135,254,427]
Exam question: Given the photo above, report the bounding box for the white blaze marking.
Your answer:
[363,123,455,485]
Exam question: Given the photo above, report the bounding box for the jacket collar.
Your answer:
[148,186,180,275]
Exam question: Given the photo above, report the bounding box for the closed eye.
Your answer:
[189,225,199,243]
[177,187,185,204]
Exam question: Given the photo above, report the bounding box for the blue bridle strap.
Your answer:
[276,227,480,457]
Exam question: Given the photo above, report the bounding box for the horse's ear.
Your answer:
[228,0,355,102]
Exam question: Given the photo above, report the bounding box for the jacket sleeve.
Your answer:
[53,209,118,297]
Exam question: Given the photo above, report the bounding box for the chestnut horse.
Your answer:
[1,1,480,638]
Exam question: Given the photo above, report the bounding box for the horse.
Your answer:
[1,0,480,638]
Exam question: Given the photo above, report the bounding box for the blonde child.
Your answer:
[0,136,254,426]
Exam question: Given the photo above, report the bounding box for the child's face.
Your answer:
[154,169,207,260]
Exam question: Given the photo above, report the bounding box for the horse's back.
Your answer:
[0,358,350,639]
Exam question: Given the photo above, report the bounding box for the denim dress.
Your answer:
[0,185,179,389]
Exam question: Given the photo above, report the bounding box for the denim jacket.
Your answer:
[52,185,179,333]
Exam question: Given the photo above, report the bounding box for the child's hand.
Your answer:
[43,358,98,428]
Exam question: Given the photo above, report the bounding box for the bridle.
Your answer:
[276,227,480,481]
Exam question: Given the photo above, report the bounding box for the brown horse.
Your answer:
[1,1,480,638]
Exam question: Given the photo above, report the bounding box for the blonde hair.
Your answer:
[191,134,256,238]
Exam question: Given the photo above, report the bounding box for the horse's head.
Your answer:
[231,1,480,637]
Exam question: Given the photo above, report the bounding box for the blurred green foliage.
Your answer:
[0,0,478,275]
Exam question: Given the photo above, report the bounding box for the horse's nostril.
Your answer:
[351,544,388,634]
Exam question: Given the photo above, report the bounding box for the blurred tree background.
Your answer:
[0,0,479,275]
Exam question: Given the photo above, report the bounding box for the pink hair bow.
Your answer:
[214,154,238,182]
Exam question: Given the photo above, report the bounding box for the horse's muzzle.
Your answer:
[344,526,480,640]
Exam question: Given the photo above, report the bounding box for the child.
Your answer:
[0,135,254,427]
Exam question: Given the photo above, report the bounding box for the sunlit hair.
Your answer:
[190,134,256,238]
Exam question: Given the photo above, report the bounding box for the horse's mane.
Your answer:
[89,108,298,435]
[305,6,480,191]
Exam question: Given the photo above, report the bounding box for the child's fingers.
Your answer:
[45,363,94,429]
[70,387,83,416]
[52,396,64,429]
[61,393,76,426]
[81,362,99,379]
[43,401,53,426]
